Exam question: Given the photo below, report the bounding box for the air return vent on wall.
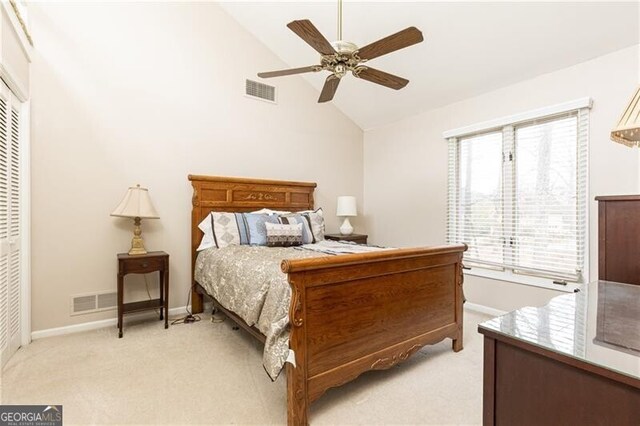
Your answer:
[71,291,117,316]
[245,79,276,103]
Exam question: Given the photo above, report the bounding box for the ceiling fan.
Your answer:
[257,0,424,103]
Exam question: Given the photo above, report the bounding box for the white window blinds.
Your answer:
[447,106,589,283]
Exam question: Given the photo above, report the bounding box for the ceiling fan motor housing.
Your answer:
[331,40,358,55]
[321,40,365,78]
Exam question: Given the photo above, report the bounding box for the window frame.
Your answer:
[445,99,591,293]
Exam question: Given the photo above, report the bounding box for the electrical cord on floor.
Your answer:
[143,274,160,316]
[170,285,201,325]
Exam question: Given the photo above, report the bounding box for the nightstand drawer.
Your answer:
[121,256,164,274]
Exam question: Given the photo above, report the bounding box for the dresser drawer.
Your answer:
[121,256,165,274]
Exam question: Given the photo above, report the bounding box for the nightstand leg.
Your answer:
[164,266,169,329]
[159,270,164,321]
[117,273,124,338]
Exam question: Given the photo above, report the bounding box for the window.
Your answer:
[446,101,589,287]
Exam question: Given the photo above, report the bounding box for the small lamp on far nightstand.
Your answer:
[337,196,357,235]
[111,184,160,255]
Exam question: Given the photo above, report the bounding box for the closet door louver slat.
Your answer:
[8,106,19,342]
[0,84,21,368]
[0,95,7,355]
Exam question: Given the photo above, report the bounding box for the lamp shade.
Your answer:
[336,196,357,217]
[611,86,640,147]
[111,184,160,219]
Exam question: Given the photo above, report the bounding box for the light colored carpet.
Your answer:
[2,310,491,425]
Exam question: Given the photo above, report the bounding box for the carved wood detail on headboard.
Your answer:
[188,174,317,309]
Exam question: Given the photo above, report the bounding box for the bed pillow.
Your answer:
[197,214,216,251]
[243,213,279,246]
[280,208,325,243]
[208,212,248,249]
[301,208,325,242]
[277,214,314,244]
[250,208,291,215]
[197,212,282,250]
[197,212,247,250]
[265,223,303,247]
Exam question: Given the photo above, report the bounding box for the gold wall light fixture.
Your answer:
[111,184,160,255]
[611,86,640,147]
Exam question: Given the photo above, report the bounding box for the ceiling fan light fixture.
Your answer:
[334,63,347,78]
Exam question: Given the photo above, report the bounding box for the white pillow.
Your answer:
[250,208,291,215]
[197,214,215,251]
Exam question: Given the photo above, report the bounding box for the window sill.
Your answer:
[464,267,580,293]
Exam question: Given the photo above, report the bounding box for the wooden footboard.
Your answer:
[189,174,466,425]
[282,244,466,425]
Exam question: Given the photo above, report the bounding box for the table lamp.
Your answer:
[111,184,159,255]
[337,196,357,235]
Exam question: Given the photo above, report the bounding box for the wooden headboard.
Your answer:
[188,174,317,293]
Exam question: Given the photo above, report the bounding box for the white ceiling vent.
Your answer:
[245,79,276,103]
[71,291,117,316]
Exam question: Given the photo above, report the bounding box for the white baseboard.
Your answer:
[464,302,507,317]
[32,301,502,340]
[31,305,197,340]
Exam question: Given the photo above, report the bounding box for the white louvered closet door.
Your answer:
[0,82,21,368]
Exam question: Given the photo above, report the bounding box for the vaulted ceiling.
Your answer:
[221,2,639,130]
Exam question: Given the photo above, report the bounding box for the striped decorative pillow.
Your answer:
[279,208,325,243]
[278,214,314,244]
[265,223,303,247]
[301,208,325,242]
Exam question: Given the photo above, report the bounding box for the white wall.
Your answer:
[29,2,363,331]
[364,45,639,312]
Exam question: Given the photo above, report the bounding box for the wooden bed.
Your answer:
[189,174,466,425]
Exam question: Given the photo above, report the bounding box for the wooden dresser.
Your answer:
[596,195,640,285]
[478,281,640,425]
[478,195,640,425]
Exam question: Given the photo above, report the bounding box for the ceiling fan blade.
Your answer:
[357,27,423,61]
[287,20,336,56]
[318,75,341,103]
[258,66,321,78]
[355,67,409,90]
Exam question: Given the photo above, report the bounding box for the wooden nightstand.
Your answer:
[324,233,368,244]
[117,251,169,338]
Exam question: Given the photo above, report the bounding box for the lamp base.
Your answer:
[129,217,148,256]
[340,217,354,235]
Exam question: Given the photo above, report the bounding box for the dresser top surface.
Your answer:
[595,194,640,201]
[479,280,640,381]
